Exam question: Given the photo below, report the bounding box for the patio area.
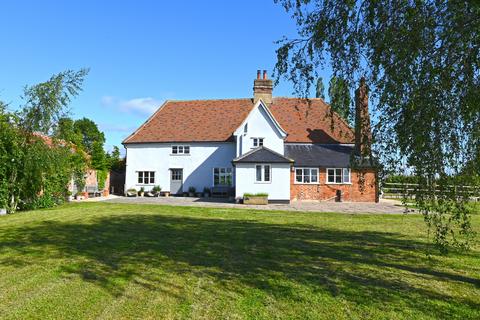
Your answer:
[102,195,412,214]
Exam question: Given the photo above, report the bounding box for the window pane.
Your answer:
[256,165,262,181]
[327,169,335,183]
[296,169,303,182]
[253,139,258,147]
[172,146,177,154]
[178,146,183,153]
[343,168,350,183]
[259,138,264,146]
[335,174,342,183]
[304,175,310,183]
[184,146,190,154]
[264,165,270,181]
[311,169,318,182]
[335,168,342,177]
[214,174,219,185]
[150,172,155,184]
[214,168,219,174]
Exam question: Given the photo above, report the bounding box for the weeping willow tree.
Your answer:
[274,0,480,252]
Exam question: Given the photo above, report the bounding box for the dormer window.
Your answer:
[172,145,190,155]
[252,138,264,148]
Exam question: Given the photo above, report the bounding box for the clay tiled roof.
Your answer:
[269,98,354,144]
[123,97,354,144]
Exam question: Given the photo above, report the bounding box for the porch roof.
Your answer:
[232,146,294,164]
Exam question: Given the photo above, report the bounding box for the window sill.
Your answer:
[170,154,190,156]
[325,182,352,185]
[254,181,272,184]
[294,182,320,185]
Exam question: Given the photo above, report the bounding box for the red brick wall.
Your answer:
[290,168,377,202]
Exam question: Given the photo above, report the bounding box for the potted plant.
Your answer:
[203,187,211,198]
[138,187,145,197]
[75,191,84,200]
[126,188,137,197]
[243,193,268,205]
[188,186,196,197]
[152,185,162,197]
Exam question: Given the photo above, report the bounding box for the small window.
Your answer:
[255,164,271,183]
[295,168,318,184]
[172,145,190,155]
[137,171,155,184]
[327,168,351,184]
[213,167,233,186]
[252,138,264,148]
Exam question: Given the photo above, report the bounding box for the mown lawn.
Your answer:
[0,203,479,319]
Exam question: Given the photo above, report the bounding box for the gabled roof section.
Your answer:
[123,99,255,144]
[232,146,294,164]
[269,98,354,144]
[234,99,287,138]
[123,97,354,144]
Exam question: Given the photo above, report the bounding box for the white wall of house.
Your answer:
[125,142,236,193]
[236,105,285,156]
[234,163,291,200]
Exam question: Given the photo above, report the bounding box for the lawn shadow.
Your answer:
[1,213,479,318]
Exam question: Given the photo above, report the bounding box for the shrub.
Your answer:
[152,185,162,193]
[188,186,196,193]
[243,192,268,197]
[203,187,210,194]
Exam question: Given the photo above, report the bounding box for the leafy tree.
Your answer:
[73,117,105,154]
[106,146,124,171]
[0,69,88,213]
[274,0,479,251]
[55,117,83,146]
[315,77,325,99]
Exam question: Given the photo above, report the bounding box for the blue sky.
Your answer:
[0,0,331,152]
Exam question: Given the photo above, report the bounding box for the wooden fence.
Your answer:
[381,182,480,202]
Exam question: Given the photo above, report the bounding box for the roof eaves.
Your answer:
[122,100,170,144]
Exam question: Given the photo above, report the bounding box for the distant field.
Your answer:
[0,203,479,319]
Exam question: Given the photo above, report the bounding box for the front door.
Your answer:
[170,169,183,195]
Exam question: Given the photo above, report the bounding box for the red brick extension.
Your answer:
[290,169,378,202]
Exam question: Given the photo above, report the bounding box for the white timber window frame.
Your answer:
[252,137,264,148]
[171,145,190,155]
[326,168,351,184]
[137,171,155,185]
[213,167,233,186]
[255,164,271,183]
[294,168,319,184]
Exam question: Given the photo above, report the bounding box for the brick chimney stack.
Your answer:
[253,69,273,104]
[354,77,372,157]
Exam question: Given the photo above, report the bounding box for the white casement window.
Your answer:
[326,168,351,184]
[172,145,190,155]
[213,168,233,186]
[255,164,271,183]
[295,168,319,184]
[252,138,264,148]
[138,171,155,184]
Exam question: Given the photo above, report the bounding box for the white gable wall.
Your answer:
[125,142,236,193]
[237,105,285,156]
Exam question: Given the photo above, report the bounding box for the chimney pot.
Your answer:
[253,69,273,104]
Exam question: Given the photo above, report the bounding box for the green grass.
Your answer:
[0,203,479,319]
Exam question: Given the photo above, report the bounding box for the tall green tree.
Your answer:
[274,0,480,251]
[73,118,105,154]
[315,77,325,99]
[328,77,352,125]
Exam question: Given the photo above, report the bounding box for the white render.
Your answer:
[234,101,287,156]
[125,142,236,192]
[234,163,291,200]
